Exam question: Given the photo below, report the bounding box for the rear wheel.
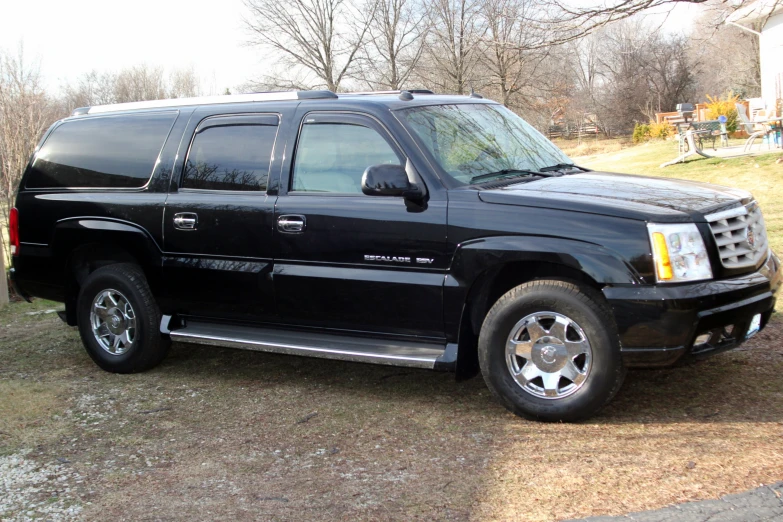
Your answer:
[479,280,625,422]
[77,263,169,373]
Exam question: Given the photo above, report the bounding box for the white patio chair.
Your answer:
[736,103,773,152]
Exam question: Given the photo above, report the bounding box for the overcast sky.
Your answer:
[0,0,260,94]
[1,0,700,96]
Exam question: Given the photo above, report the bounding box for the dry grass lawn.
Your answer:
[0,380,66,448]
[1,298,782,521]
[552,137,632,159]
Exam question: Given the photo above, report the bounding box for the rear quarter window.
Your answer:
[25,112,177,189]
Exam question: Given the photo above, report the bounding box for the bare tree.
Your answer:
[62,70,116,111]
[533,0,781,47]
[568,32,602,99]
[421,0,486,94]
[113,64,168,103]
[575,20,697,132]
[481,0,549,107]
[0,45,59,269]
[244,0,376,91]
[558,33,603,134]
[169,66,201,99]
[689,2,762,99]
[641,33,696,116]
[359,0,429,89]
[62,65,203,114]
[242,69,323,93]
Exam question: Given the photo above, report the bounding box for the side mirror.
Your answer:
[362,164,415,197]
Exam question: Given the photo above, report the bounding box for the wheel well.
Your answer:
[62,244,150,326]
[455,261,604,380]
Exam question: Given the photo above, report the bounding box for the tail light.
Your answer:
[9,207,19,256]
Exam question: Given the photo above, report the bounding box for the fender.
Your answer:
[53,217,164,272]
[443,235,644,341]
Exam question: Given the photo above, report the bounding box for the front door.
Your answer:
[273,111,449,338]
[163,111,282,322]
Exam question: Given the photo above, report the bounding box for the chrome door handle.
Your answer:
[278,215,306,233]
[173,212,198,230]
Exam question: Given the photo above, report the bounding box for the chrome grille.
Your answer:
[705,202,768,269]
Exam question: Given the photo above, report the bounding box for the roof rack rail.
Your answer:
[74,90,339,116]
[348,90,401,95]
[346,89,435,96]
[297,90,338,99]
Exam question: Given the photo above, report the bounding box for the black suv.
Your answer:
[9,90,781,421]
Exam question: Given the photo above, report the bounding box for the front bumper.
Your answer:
[604,251,781,367]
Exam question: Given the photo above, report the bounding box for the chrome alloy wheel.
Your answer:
[505,312,592,399]
[90,289,136,355]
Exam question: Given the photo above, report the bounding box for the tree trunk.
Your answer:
[0,239,9,308]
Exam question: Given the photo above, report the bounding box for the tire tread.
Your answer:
[77,263,168,373]
[479,279,626,421]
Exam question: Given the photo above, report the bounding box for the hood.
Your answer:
[477,172,753,222]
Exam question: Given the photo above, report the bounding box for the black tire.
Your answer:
[478,280,625,422]
[76,263,169,373]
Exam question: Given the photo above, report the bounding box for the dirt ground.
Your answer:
[1,299,782,522]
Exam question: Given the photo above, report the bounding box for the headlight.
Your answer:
[647,223,712,283]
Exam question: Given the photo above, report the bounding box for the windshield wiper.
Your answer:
[469,169,542,184]
[538,163,584,173]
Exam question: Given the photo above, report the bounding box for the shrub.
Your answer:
[705,91,740,133]
[632,123,651,143]
[632,121,672,143]
[648,121,675,139]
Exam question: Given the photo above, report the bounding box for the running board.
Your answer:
[167,319,456,370]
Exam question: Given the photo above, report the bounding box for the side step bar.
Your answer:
[167,319,456,370]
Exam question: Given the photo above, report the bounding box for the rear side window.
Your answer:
[182,116,278,192]
[26,112,177,189]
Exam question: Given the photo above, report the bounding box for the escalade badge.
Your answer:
[364,255,435,264]
[365,255,411,263]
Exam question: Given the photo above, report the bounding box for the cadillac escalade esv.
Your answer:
[9,90,781,422]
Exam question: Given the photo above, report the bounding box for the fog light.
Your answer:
[694,333,711,346]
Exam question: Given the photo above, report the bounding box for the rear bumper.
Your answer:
[11,252,64,303]
[604,251,781,367]
[8,267,32,303]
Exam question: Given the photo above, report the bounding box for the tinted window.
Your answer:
[182,123,277,192]
[26,112,176,189]
[292,123,400,193]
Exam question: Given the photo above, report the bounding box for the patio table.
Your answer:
[753,118,782,149]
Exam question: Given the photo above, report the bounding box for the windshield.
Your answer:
[398,103,573,185]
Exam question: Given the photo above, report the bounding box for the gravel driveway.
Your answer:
[571,482,783,521]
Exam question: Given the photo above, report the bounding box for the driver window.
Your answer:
[292,122,400,193]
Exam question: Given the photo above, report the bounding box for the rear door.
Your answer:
[273,110,449,338]
[162,109,282,323]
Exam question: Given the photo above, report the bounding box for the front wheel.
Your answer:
[77,263,169,373]
[479,280,625,422]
